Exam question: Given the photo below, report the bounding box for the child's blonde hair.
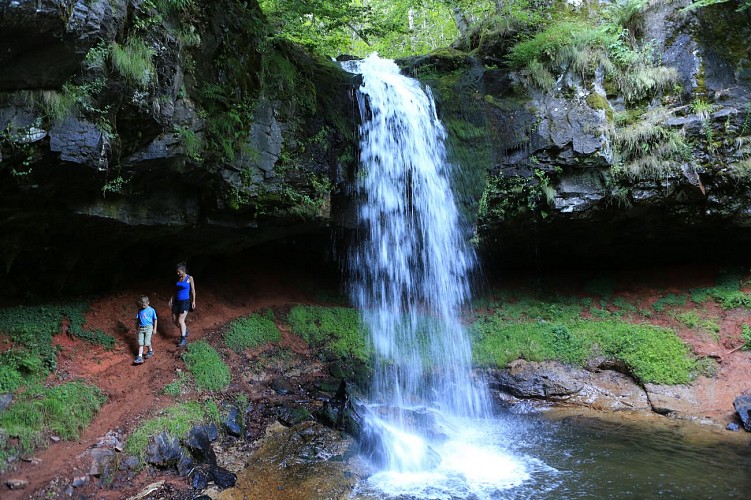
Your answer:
[138,295,150,306]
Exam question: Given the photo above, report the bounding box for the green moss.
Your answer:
[223,310,281,352]
[286,305,370,362]
[0,382,105,465]
[181,341,230,392]
[470,296,696,384]
[586,93,614,122]
[697,3,751,74]
[124,401,215,461]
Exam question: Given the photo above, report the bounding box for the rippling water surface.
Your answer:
[353,409,751,499]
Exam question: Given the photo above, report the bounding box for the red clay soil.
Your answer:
[0,259,330,499]
[1,263,750,498]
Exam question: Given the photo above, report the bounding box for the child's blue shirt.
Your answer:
[137,306,157,326]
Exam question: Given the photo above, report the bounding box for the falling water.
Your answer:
[341,55,533,496]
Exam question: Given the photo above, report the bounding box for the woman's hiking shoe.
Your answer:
[134,356,144,364]
[144,350,154,359]
[177,336,187,347]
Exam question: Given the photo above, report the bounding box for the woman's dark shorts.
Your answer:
[172,299,191,315]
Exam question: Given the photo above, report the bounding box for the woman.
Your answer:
[168,262,195,347]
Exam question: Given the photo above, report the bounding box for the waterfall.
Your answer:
[343,54,490,474]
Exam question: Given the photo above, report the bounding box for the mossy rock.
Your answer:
[586,93,614,122]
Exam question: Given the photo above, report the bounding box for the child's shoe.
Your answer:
[134,356,144,364]
[144,350,154,359]
[177,336,187,347]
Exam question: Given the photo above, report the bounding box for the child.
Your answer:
[135,295,157,364]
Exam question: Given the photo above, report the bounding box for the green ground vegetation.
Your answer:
[0,302,114,387]
[690,271,751,309]
[181,341,231,392]
[123,400,219,463]
[223,309,281,352]
[163,371,191,398]
[0,381,105,470]
[286,305,370,362]
[741,324,751,350]
[0,302,113,469]
[470,271,751,384]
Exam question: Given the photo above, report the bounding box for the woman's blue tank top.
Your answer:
[176,276,191,300]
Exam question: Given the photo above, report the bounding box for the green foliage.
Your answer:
[506,18,611,74]
[741,324,751,350]
[181,341,231,392]
[503,0,677,104]
[260,0,485,58]
[154,0,195,13]
[0,351,46,393]
[0,382,104,463]
[0,302,114,397]
[674,310,700,328]
[690,272,751,309]
[109,38,156,87]
[691,98,715,121]
[38,85,80,122]
[224,310,281,352]
[124,401,215,461]
[163,371,190,397]
[478,169,555,222]
[612,296,637,312]
[60,303,115,349]
[673,310,720,340]
[465,0,545,51]
[0,304,62,371]
[102,175,129,197]
[683,0,751,13]
[470,293,696,384]
[604,0,650,35]
[593,321,695,384]
[286,305,369,361]
[173,126,203,162]
[609,107,690,180]
[651,293,687,312]
[694,356,719,378]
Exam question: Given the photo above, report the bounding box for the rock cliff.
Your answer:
[0,0,357,296]
[2,0,750,297]
[404,0,751,270]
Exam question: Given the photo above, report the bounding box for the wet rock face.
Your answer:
[486,360,651,412]
[0,0,124,90]
[220,421,369,498]
[404,4,751,270]
[2,0,751,295]
[0,0,357,297]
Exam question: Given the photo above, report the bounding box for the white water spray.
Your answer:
[342,53,499,478]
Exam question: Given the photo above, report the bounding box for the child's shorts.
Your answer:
[138,325,154,346]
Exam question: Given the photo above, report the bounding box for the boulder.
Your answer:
[487,360,650,411]
[733,395,751,431]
